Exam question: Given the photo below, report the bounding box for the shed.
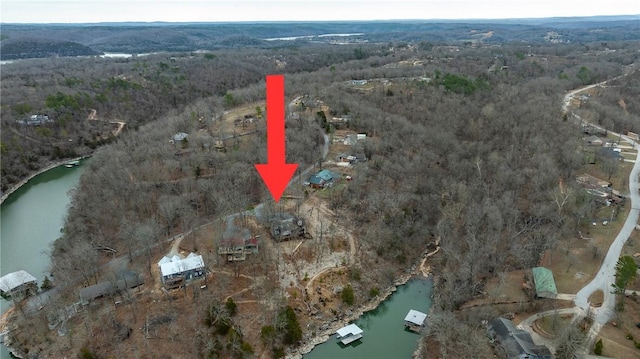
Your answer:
[171,132,189,142]
[531,267,557,298]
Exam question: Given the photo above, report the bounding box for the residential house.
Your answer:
[583,135,603,146]
[0,270,37,299]
[309,169,340,189]
[531,267,557,299]
[487,317,552,359]
[157,252,205,289]
[218,227,259,262]
[170,132,189,143]
[79,272,143,305]
[270,215,306,242]
[16,114,53,126]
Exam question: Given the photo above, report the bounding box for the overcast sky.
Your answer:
[1,0,638,23]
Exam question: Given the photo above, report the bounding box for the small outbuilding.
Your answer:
[531,267,558,299]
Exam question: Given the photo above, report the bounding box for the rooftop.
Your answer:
[158,253,205,277]
[404,309,427,326]
[336,323,363,338]
[531,267,558,298]
[0,270,37,292]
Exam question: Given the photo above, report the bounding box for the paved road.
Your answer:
[574,124,640,325]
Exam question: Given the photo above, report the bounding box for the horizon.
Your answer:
[1,14,639,26]
[1,1,639,24]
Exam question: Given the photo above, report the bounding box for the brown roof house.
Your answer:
[218,226,259,262]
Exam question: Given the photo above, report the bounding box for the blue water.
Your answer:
[1,161,86,358]
[304,278,432,359]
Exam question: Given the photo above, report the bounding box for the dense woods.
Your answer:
[2,20,640,358]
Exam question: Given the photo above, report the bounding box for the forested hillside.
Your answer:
[3,21,640,358]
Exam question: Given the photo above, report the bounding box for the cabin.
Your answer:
[218,227,260,262]
[487,317,552,359]
[404,309,427,332]
[158,253,205,289]
[0,270,37,300]
[336,323,363,345]
[16,114,53,126]
[270,216,306,242]
[79,272,143,305]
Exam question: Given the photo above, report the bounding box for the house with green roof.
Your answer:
[531,267,557,299]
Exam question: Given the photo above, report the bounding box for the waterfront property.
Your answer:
[487,317,552,359]
[0,270,37,300]
[336,323,363,345]
[404,309,427,332]
[157,253,205,289]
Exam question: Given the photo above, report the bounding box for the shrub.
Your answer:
[594,338,603,355]
[225,297,237,316]
[369,287,380,298]
[342,285,355,306]
[626,333,634,341]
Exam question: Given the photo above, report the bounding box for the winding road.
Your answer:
[518,70,640,355]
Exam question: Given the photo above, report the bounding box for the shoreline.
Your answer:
[287,244,440,359]
[0,155,91,205]
[286,272,418,359]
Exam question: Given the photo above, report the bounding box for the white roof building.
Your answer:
[158,254,205,278]
[404,309,427,326]
[0,270,37,293]
[336,323,363,345]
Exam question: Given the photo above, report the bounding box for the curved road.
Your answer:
[518,71,640,355]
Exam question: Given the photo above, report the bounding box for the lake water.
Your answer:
[304,278,432,359]
[0,161,86,358]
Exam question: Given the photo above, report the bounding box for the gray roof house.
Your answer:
[79,272,143,305]
[487,317,552,359]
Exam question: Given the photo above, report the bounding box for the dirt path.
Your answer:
[86,108,126,137]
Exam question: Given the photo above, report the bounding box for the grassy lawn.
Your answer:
[597,297,640,359]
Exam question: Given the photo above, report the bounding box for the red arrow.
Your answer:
[255,75,298,202]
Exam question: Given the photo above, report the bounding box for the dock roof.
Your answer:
[404,309,427,326]
[0,270,37,292]
[336,323,363,338]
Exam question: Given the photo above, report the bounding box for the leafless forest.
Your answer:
[2,23,640,358]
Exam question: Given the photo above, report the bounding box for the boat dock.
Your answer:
[404,309,427,332]
[65,160,80,168]
[336,323,363,345]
